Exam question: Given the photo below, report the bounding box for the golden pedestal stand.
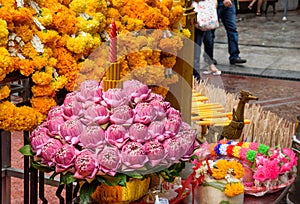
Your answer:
[103,61,122,91]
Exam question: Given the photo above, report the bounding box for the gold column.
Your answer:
[103,61,121,91]
[166,1,196,124]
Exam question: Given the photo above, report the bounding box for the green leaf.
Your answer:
[127,173,143,179]
[18,145,34,156]
[116,174,127,187]
[30,160,54,173]
[203,181,226,192]
[61,172,76,185]
[80,180,99,204]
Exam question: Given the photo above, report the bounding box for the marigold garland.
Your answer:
[0,85,10,101]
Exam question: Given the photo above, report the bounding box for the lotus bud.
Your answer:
[77,80,102,102]
[54,144,77,172]
[60,119,83,144]
[134,103,157,125]
[148,121,165,139]
[121,142,148,170]
[40,138,63,166]
[144,141,166,167]
[79,126,106,150]
[30,131,51,155]
[47,116,65,135]
[110,105,134,126]
[74,149,98,179]
[81,104,109,125]
[123,80,151,104]
[105,124,129,149]
[149,99,168,120]
[101,88,129,108]
[97,146,121,176]
[128,123,150,142]
[163,137,182,161]
[48,106,65,119]
[164,118,181,137]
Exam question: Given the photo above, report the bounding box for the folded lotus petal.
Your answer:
[40,138,63,166]
[54,144,76,172]
[74,149,98,179]
[134,103,157,125]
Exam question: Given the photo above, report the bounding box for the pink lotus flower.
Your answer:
[148,120,165,139]
[40,138,63,166]
[54,144,77,172]
[47,116,65,135]
[128,123,150,142]
[48,106,65,119]
[63,98,83,118]
[149,99,168,120]
[133,103,157,125]
[97,146,121,176]
[101,88,129,108]
[79,126,106,150]
[30,122,48,139]
[74,149,98,179]
[105,124,129,149]
[76,80,102,103]
[166,107,182,120]
[121,142,148,170]
[164,118,181,137]
[30,131,51,155]
[123,80,151,104]
[81,104,110,125]
[110,105,134,126]
[144,141,166,167]
[147,92,165,102]
[163,137,182,161]
[60,119,83,144]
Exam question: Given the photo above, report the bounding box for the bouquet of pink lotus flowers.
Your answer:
[20,79,199,202]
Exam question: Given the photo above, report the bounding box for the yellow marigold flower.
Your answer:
[32,85,55,97]
[0,86,10,101]
[86,0,107,13]
[31,96,57,115]
[37,30,60,45]
[111,0,125,8]
[52,7,78,35]
[107,8,121,21]
[51,76,68,91]
[66,33,97,54]
[0,101,16,130]
[162,0,173,10]
[229,160,245,179]
[122,16,144,31]
[22,43,39,59]
[48,57,58,67]
[32,66,53,86]
[212,160,230,179]
[232,146,242,158]
[15,59,35,76]
[131,65,165,85]
[0,19,8,46]
[127,52,147,69]
[32,56,49,71]
[13,106,45,131]
[0,47,13,76]
[161,55,176,68]
[169,5,183,25]
[36,8,53,27]
[224,182,244,197]
[69,0,87,14]
[77,16,100,34]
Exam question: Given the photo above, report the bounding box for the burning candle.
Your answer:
[109,20,117,63]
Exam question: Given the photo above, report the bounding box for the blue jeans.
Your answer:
[194,28,215,81]
[217,3,240,61]
[194,28,205,81]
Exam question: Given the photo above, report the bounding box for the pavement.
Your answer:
[205,7,300,81]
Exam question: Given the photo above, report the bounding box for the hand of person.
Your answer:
[223,0,232,7]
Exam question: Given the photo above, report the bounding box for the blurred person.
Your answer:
[248,0,264,16]
[217,0,247,65]
[193,0,221,81]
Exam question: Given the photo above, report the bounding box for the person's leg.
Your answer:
[203,30,214,64]
[248,0,257,9]
[194,28,204,81]
[256,0,264,15]
[220,4,246,63]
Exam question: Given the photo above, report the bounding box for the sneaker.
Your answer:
[230,57,247,65]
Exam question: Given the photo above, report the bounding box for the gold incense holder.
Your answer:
[103,61,121,91]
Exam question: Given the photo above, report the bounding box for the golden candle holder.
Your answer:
[103,61,122,91]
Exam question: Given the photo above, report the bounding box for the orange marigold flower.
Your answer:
[32,66,53,86]
[224,182,244,197]
[31,96,57,115]
[0,85,10,101]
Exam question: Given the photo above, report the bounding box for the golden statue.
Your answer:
[221,90,258,140]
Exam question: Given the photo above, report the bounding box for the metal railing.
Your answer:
[0,73,79,204]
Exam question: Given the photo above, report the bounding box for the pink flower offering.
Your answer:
[123,80,151,104]
[74,150,98,179]
[40,138,63,166]
[60,119,83,144]
[54,144,76,173]
[134,102,157,125]
[129,123,150,142]
[105,124,129,149]
[30,131,51,155]
[79,126,106,150]
[110,105,134,126]
[144,141,166,167]
[97,146,121,176]
[77,80,102,102]
[81,104,109,125]
[148,120,165,139]
[102,88,128,108]
[121,142,148,170]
